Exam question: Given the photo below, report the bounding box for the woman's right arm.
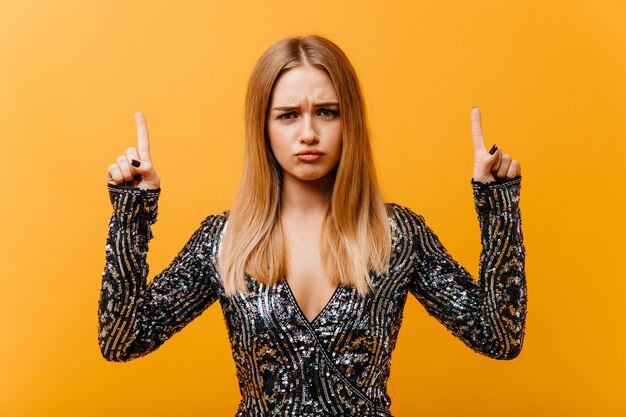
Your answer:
[99,185,222,362]
[98,112,221,362]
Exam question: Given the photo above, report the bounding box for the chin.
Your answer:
[298,174,326,182]
[286,169,334,183]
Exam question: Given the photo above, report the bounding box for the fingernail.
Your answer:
[489,144,498,155]
[133,174,142,182]
[125,181,132,186]
[131,159,141,167]
[472,105,479,109]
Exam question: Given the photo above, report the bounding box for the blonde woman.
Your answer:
[100,35,526,416]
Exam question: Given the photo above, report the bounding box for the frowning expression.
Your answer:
[266,64,342,186]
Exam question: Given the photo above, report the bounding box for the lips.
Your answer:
[296,152,323,162]
[296,151,324,156]
[295,151,324,162]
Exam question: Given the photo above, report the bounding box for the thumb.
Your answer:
[129,158,158,180]
[473,144,501,182]
[485,144,501,173]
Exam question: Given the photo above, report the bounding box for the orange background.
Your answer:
[1,1,624,416]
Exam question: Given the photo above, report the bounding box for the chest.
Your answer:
[285,231,337,322]
[217,276,408,413]
[282,222,337,323]
[218,273,410,377]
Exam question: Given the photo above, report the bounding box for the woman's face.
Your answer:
[266,64,342,186]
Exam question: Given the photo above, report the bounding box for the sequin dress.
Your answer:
[98,177,526,417]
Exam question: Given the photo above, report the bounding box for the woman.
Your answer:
[100,35,526,416]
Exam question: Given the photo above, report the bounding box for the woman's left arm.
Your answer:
[408,177,526,360]
[408,107,526,360]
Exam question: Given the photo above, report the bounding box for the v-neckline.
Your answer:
[283,280,342,326]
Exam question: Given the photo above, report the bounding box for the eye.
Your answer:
[317,108,339,118]
[278,112,297,121]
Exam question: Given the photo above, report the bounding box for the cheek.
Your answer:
[267,124,283,151]
[328,125,343,158]
[267,129,293,165]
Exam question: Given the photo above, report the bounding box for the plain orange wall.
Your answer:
[1,1,624,416]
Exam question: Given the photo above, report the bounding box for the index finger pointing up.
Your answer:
[135,111,152,162]
[470,106,486,151]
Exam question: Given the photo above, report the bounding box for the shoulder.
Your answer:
[385,203,425,225]
[384,203,429,241]
[192,211,230,268]
[198,210,230,234]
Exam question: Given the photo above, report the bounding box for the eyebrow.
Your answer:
[271,102,340,111]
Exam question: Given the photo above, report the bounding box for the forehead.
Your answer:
[270,65,338,105]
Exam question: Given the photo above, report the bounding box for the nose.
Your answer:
[299,114,318,144]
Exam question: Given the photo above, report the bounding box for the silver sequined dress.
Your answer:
[98,177,526,417]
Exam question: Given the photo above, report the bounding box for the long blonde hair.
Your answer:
[219,35,390,296]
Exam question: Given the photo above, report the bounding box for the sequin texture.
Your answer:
[99,177,526,416]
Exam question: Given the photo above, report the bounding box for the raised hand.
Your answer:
[106,112,161,190]
[470,107,521,183]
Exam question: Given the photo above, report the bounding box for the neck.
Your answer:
[280,173,334,219]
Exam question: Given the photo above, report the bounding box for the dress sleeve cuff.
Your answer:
[471,176,521,214]
[107,183,161,226]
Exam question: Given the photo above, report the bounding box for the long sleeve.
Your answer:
[407,176,526,360]
[98,184,222,362]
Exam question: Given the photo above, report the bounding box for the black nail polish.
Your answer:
[488,144,498,155]
[134,174,142,182]
[131,159,141,167]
